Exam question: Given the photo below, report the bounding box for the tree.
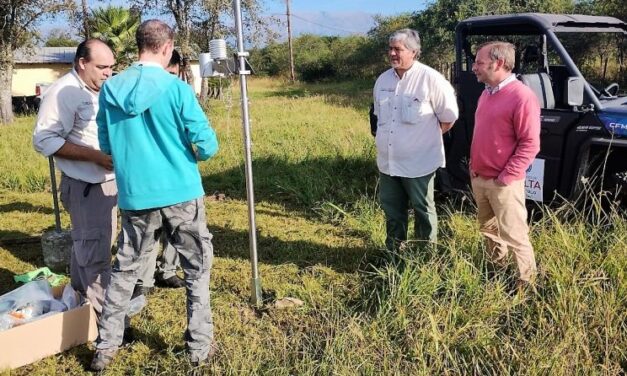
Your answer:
[44,29,80,47]
[81,0,90,39]
[90,6,141,69]
[367,13,415,68]
[132,0,275,99]
[192,0,277,98]
[0,0,75,124]
[293,34,335,82]
[210,0,278,47]
[408,0,577,72]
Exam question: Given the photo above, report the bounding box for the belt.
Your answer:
[83,183,95,197]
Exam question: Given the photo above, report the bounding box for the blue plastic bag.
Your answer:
[0,280,74,331]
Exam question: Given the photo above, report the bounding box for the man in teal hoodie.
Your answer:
[91,19,219,371]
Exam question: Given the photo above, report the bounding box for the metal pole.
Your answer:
[48,156,62,232]
[232,0,262,306]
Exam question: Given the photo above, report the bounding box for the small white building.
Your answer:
[12,47,75,97]
[12,47,203,97]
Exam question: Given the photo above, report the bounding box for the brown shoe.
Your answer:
[191,341,218,367]
[513,279,536,295]
[486,261,508,281]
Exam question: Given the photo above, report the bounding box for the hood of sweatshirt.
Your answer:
[101,63,177,115]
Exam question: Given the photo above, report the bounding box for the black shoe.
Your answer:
[122,327,135,346]
[156,275,186,288]
[191,357,210,368]
[131,284,152,300]
[90,348,117,372]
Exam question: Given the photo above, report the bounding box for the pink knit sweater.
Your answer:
[470,80,541,185]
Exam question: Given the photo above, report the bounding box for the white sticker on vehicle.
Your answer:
[525,158,544,202]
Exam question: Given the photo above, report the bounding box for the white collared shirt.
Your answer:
[373,61,459,178]
[485,73,517,95]
[32,70,115,183]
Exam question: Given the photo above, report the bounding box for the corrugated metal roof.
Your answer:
[14,47,76,64]
[13,46,202,64]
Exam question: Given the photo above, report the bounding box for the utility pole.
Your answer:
[286,0,295,82]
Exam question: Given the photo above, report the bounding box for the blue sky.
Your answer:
[266,0,423,37]
[43,0,423,40]
[267,0,421,15]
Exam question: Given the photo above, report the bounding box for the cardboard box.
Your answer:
[0,285,98,370]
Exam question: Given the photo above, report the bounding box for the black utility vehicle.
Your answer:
[442,13,627,203]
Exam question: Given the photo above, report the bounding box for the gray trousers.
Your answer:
[96,197,214,362]
[379,171,438,250]
[139,232,181,288]
[59,175,117,316]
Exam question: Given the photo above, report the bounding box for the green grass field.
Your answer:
[0,78,625,375]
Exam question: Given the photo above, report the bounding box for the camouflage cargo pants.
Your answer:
[96,197,214,362]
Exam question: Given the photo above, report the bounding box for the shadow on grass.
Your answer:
[211,224,372,274]
[0,201,54,215]
[0,267,19,295]
[202,155,378,217]
[0,230,44,269]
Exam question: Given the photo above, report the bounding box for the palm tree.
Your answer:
[90,6,140,69]
[81,0,90,39]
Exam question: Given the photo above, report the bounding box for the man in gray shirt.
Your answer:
[32,39,116,316]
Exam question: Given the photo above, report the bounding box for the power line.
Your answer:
[272,13,365,35]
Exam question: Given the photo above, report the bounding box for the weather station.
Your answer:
[199,0,262,306]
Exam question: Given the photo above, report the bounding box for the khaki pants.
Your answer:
[59,175,117,315]
[471,177,537,281]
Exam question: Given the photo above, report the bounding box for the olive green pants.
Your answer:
[379,171,437,250]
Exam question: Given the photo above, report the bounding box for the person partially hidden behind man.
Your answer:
[91,20,219,371]
[135,49,188,295]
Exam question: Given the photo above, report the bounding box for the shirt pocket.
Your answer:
[377,95,392,126]
[401,94,431,125]
[75,102,97,130]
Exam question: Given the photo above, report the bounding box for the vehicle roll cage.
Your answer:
[455,13,627,110]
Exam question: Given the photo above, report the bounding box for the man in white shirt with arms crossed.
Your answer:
[373,29,459,251]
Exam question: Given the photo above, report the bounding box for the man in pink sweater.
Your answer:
[470,41,540,290]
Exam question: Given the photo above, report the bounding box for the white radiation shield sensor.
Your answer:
[209,39,228,60]
[199,52,213,78]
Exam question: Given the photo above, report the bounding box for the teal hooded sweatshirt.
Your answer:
[97,63,218,210]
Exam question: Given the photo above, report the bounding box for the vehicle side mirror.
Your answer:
[565,77,584,106]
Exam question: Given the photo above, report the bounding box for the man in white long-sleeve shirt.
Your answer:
[32,39,116,316]
[373,29,459,250]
